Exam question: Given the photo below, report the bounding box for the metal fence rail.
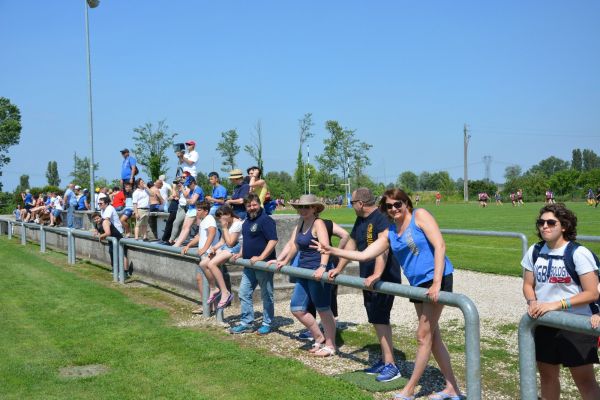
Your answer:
[518,312,600,399]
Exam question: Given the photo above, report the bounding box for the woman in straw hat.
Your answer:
[267,194,337,357]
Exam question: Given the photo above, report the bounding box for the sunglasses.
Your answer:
[295,205,311,209]
[350,200,361,205]
[385,201,404,210]
[536,218,559,228]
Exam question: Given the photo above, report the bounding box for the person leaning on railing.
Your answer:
[522,203,600,400]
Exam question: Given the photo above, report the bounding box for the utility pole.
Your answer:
[463,123,471,202]
[483,155,492,182]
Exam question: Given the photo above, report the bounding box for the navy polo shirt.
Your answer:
[350,209,401,283]
[242,208,278,260]
[231,183,250,214]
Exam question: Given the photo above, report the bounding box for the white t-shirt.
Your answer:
[132,188,150,209]
[198,215,220,254]
[159,181,172,204]
[53,196,64,211]
[228,219,243,247]
[101,204,124,234]
[182,150,199,177]
[522,242,598,316]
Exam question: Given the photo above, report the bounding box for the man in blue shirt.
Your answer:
[230,193,278,335]
[120,148,137,189]
[63,183,77,228]
[205,171,227,216]
[225,169,250,220]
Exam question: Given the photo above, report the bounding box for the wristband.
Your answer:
[566,298,572,309]
[526,299,536,305]
[319,264,327,268]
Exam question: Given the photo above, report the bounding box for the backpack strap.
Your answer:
[531,241,545,266]
[562,242,581,287]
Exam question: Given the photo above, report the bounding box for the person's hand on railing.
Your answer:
[327,267,343,281]
[528,300,560,319]
[313,266,326,281]
[230,252,242,262]
[426,281,441,303]
[364,273,381,289]
[266,259,286,271]
[181,245,190,255]
[591,314,600,329]
[249,256,261,265]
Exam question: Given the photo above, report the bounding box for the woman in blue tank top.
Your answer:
[268,194,337,357]
[314,188,461,400]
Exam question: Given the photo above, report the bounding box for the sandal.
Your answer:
[217,293,234,309]
[393,395,414,400]
[428,392,461,400]
[308,341,324,354]
[206,290,221,305]
[310,345,336,357]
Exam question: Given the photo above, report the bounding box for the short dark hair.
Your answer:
[379,188,414,214]
[99,197,110,205]
[208,171,220,179]
[353,187,376,206]
[244,193,261,206]
[91,212,101,219]
[195,200,211,212]
[247,166,262,178]
[536,203,577,241]
[215,204,237,219]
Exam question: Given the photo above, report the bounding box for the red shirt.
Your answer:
[112,191,125,208]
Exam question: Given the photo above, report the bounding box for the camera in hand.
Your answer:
[173,143,185,153]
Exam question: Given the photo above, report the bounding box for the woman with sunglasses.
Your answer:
[268,194,337,357]
[313,188,460,400]
[522,203,600,400]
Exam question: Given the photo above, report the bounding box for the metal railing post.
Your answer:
[8,221,12,240]
[20,223,26,245]
[119,241,125,284]
[109,237,118,282]
[67,229,74,264]
[518,312,600,399]
[40,226,46,253]
[201,269,210,317]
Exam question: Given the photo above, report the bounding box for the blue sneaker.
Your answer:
[256,325,271,335]
[298,330,313,340]
[376,363,401,382]
[230,324,254,334]
[363,359,385,375]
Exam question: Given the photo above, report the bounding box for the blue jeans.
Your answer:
[238,267,274,327]
[66,206,74,228]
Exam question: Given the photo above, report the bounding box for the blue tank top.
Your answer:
[388,209,453,286]
[296,220,322,270]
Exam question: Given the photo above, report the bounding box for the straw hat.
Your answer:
[228,169,244,180]
[290,194,325,213]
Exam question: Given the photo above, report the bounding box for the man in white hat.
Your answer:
[225,169,250,220]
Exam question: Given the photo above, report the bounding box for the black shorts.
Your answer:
[410,274,453,304]
[535,325,599,367]
[363,290,395,325]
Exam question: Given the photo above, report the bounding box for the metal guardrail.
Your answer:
[518,312,600,399]
[340,224,529,257]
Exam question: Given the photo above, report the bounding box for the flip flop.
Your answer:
[428,392,461,400]
[308,341,325,353]
[310,345,336,357]
[207,290,221,305]
[393,395,414,400]
[217,293,234,309]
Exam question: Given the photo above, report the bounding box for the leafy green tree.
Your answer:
[350,141,373,183]
[70,153,99,189]
[504,165,522,181]
[132,120,177,181]
[294,113,314,195]
[216,129,240,173]
[244,120,264,172]
[582,149,600,171]
[526,156,569,177]
[316,120,371,189]
[15,174,30,194]
[577,169,600,192]
[548,169,580,197]
[265,171,298,200]
[46,161,61,187]
[520,172,548,200]
[571,149,583,171]
[468,180,497,199]
[397,171,418,191]
[0,97,22,189]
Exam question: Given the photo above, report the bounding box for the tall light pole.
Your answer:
[463,123,471,202]
[85,0,99,211]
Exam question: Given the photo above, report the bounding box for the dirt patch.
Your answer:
[59,364,109,378]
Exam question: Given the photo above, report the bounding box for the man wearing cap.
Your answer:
[328,187,402,382]
[205,171,227,215]
[120,148,137,189]
[225,169,250,220]
[178,140,198,178]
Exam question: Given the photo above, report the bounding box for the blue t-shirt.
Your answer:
[211,184,227,204]
[24,193,33,205]
[78,195,88,210]
[388,209,453,286]
[121,155,137,180]
[241,208,278,260]
[186,186,205,211]
[350,209,401,282]
[231,183,250,214]
[64,188,77,207]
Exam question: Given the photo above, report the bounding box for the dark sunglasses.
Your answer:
[385,201,404,210]
[295,205,311,209]
[536,218,558,228]
[350,200,361,205]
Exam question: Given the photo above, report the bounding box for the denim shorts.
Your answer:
[123,209,133,218]
[149,204,162,212]
[290,277,332,312]
[219,243,241,254]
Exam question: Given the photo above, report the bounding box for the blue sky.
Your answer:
[1,1,599,191]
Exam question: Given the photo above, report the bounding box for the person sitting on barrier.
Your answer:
[77,189,90,211]
[20,189,34,222]
[181,201,220,314]
[205,171,227,216]
[158,179,181,245]
[225,169,250,220]
[202,205,242,310]
[111,186,125,211]
[119,182,134,238]
[93,199,130,277]
[132,178,150,241]
[173,176,205,247]
[49,193,64,227]
[229,193,278,335]
[522,203,600,400]
[313,188,462,400]
[268,194,338,357]
[148,180,164,212]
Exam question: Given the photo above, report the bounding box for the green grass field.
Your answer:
[279,201,600,276]
[0,239,372,400]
